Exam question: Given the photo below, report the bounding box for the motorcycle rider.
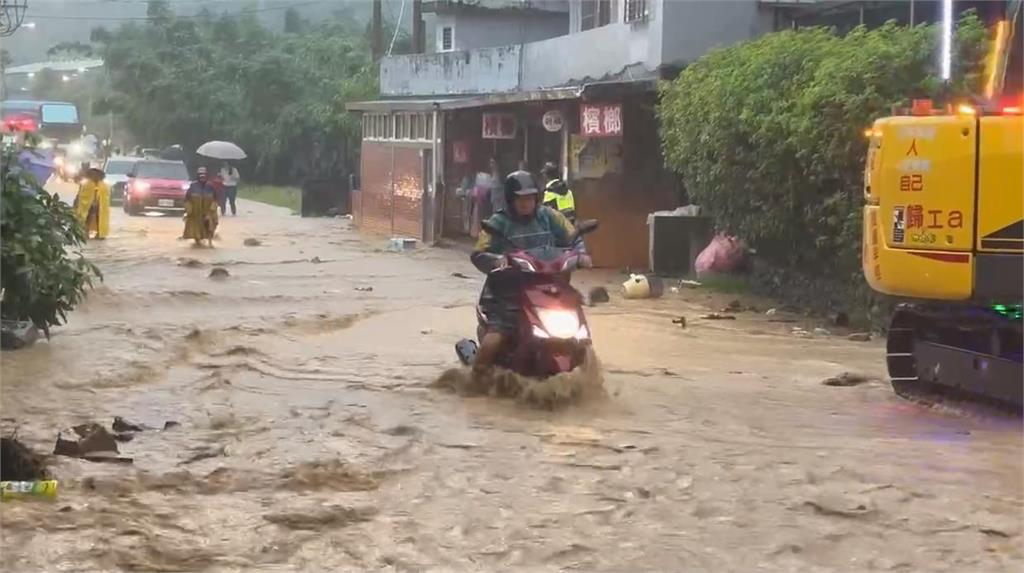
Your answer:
[541,161,576,223]
[470,170,585,377]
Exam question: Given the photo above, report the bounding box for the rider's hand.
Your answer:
[577,254,593,269]
[490,255,510,272]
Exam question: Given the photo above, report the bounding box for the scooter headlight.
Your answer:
[536,309,580,339]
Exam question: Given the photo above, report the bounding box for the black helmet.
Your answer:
[504,170,539,211]
[542,161,559,179]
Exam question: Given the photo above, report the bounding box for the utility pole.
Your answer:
[909,0,915,26]
[372,0,383,61]
[412,0,423,54]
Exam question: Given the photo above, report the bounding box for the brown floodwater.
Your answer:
[1,184,1021,572]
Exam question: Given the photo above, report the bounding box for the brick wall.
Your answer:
[357,141,426,239]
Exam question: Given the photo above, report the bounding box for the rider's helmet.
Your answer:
[504,170,540,218]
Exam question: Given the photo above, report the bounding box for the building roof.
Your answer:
[347,79,656,112]
[4,59,105,76]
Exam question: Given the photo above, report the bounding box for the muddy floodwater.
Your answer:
[2,186,1021,572]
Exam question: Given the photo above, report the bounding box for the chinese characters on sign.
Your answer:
[482,113,517,140]
[896,203,964,245]
[580,104,623,137]
[542,110,564,132]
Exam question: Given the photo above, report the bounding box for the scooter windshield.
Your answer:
[523,246,563,262]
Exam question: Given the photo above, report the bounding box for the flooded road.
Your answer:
[2,185,1021,572]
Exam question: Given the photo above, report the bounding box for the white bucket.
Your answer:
[622,274,651,299]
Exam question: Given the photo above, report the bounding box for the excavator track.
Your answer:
[886,303,1023,412]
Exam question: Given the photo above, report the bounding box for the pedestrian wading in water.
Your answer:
[75,167,111,240]
[183,166,219,247]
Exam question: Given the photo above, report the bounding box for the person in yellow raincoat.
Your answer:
[75,167,111,240]
[182,166,219,247]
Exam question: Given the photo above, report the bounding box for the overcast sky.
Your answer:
[5,0,387,64]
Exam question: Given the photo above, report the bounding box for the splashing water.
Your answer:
[433,347,607,409]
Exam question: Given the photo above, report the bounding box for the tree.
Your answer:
[1,146,102,336]
[658,13,988,287]
[90,9,378,184]
[46,41,94,60]
[283,8,305,34]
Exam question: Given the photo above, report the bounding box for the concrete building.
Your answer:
[349,0,932,267]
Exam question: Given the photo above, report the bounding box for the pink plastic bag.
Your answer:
[695,234,744,276]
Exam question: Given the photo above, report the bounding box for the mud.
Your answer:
[0,186,1021,572]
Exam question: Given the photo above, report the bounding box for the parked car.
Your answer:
[123,159,191,216]
[103,156,140,205]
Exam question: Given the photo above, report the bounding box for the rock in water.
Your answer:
[208,267,230,279]
[244,238,262,247]
[848,332,872,342]
[588,287,610,305]
[1,320,40,350]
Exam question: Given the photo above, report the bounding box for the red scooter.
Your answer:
[456,220,599,378]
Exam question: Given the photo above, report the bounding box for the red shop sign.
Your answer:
[482,113,517,140]
[580,104,623,137]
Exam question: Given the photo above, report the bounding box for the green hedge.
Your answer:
[659,14,988,288]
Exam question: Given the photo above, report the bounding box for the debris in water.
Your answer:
[383,425,418,437]
[803,495,875,519]
[163,421,181,431]
[54,424,132,464]
[243,238,262,247]
[678,279,702,288]
[208,267,230,279]
[180,445,227,465]
[700,313,736,320]
[813,327,832,336]
[1,436,49,481]
[588,286,610,305]
[672,316,687,329]
[112,416,144,433]
[829,311,851,327]
[310,256,323,264]
[451,272,471,279]
[822,372,873,387]
[848,332,872,342]
[355,286,373,292]
[723,299,743,312]
[177,258,204,268]
[113,433,135,443]
[1,320,40,350]
[263,505,377,530]
[765,308,778,316]
[1,479,58,501]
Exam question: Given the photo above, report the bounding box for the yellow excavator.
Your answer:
[863,0,1023,409]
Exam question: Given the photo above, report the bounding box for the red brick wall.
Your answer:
[357,141,425,239]
[392,146,424,238]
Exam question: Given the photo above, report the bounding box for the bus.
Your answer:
[1,100,84,145]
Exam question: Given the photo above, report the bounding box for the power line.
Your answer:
[27,0,327,21]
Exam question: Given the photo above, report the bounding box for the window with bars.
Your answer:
[581,0,615,31]
[362,113,435,142]
[624,0,647,23]
[440,26,454,51]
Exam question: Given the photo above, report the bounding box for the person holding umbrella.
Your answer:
[183,167,219,248]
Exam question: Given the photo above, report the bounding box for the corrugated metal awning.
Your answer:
[346,80,657,113]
